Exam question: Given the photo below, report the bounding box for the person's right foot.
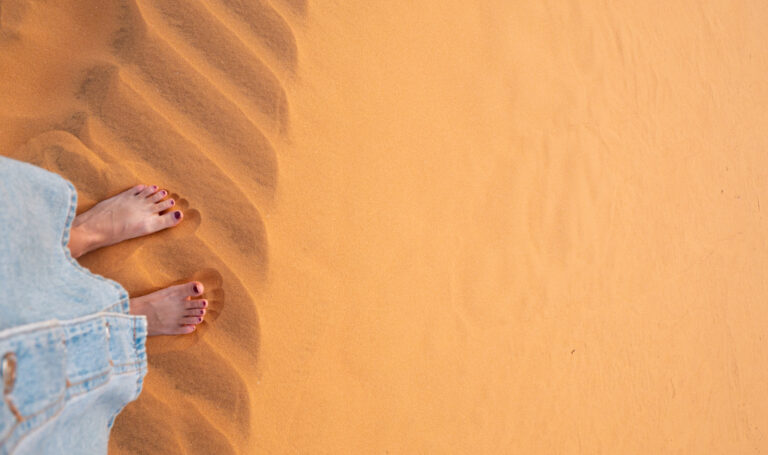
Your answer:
[130,281,208,335]
[68,184,183,258]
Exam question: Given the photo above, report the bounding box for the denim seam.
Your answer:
[62,321,104,338]
[65,366,143,401]
[1,330,69,428]
[0,320,60,341]
[2,400,64,455]
[134,317,142,396]
[1,358,146,451]
[0,394,64,450]
[106,317,147,432]
[66,367,112,388]
[1,315,146,452]
[60,181,131,315]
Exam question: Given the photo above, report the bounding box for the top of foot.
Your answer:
[69,184,183,257]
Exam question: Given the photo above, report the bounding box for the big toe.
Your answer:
[170,281,204,299]
[151,210,183,232]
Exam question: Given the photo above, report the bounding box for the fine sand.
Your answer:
[2,0,768,453]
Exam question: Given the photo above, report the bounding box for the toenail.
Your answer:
[193,284,200,294]
[170,199,175,206]
[202,300,207,307]
[161,190,167,196]
[197,317,202,322]
[151,185,157,190]
[199,310,204,315]
[174,211,181,220]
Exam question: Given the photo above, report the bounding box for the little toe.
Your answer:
[139,185,159,198]
[149,190,168,203]
[153,198,175,213]
[174,325,196,335]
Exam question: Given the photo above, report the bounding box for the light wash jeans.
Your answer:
[0,156,148,454]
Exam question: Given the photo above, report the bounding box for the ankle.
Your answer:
[68,221,104,258]
[128,298,145,316]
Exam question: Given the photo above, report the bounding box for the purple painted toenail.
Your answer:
[193,284,200,294]
[170,200,175,206]
[198,317,202,322]
[174,211,181,220]
[203,300,207,307]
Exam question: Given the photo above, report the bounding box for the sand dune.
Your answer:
[2,0,768,453]
[1,0,286,451]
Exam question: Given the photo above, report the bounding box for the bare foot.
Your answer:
[130,281,208,335]
[68,185,183,258]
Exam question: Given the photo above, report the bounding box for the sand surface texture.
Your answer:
[2,0,768,453]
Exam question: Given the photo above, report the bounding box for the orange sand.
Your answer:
[2,0,768,452]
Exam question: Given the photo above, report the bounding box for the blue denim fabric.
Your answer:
[0,156,148,454]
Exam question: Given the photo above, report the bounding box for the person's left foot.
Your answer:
[130,281,208,336]
[68,184,182,258]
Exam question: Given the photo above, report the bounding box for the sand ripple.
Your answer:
[1,0,302,452]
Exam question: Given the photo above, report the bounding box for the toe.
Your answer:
[186,308,206,317]
[153,198,175,213]
[181,316,204,325]
[171,281,203,298]
[149,190,168,203]
[190,281,204,296]
[151,210,182,231]
[139,185,159,198]
[187,299,207,309]
[174,325,196,335]
[131,184,147,195]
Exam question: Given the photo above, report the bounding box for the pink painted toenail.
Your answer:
[174,211,181,220]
